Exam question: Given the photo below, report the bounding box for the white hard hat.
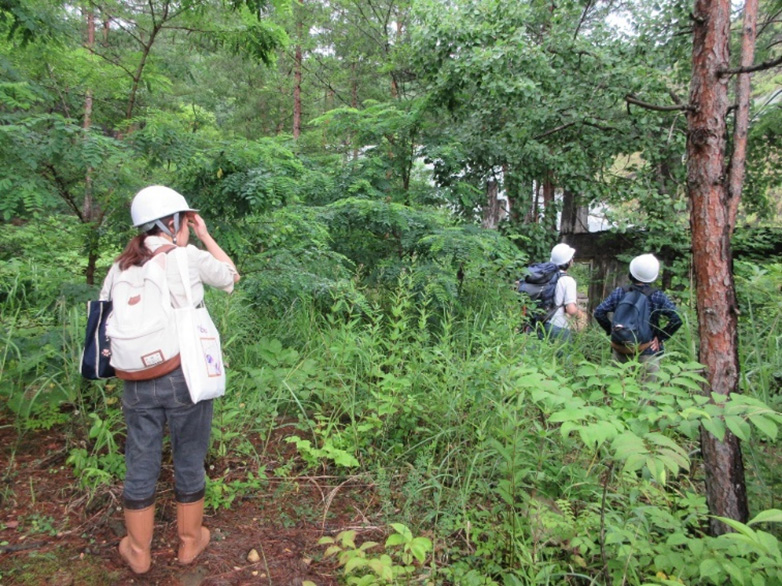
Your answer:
[130,185,197,228]
[629,254,660,283]
[550,243,576,266]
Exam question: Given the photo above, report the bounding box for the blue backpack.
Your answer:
[518,262,562,326]
[611,286,655,347]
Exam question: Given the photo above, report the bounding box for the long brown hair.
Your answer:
[116,233,157,270]
[115,214,176,270]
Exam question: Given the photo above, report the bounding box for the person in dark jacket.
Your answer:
[593,254,682,376]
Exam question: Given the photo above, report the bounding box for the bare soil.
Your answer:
[0,417,382,586]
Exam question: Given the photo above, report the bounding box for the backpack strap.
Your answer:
[152,244,177,257]
[626,283,656,297]
[611,340,654,355]
[543,271,566,324]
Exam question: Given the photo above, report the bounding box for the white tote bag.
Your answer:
[173,248,226,403]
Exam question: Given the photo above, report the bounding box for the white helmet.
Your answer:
[550,243,576,266]
[130,185,197,228]
[629,254,660,283]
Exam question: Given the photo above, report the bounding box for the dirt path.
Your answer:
[0,419,378,585]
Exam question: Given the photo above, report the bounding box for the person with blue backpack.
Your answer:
[518,243,584,341]
[593,254,682,375]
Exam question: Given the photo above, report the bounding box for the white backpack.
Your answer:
[105,245,180,376]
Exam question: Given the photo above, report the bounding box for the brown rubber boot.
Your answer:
[176,499,210,564]
[118,505,155,574]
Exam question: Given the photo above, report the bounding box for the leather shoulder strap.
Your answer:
[152,244,177,257]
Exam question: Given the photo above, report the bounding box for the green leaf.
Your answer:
[549,407,588,423]
[748,414,778,440]
[340,530,357,549]
[367,557,393,580]
[646,456,666,484]
[714,516,756,538]
[385,534,406,547]
[723,560,746,585]
[578,421,618,449]
[344,556,369,573]
[670,376,703,391]
[409,537,433,562]
[701,417,726,441]
[323,545,342,558]
[699,558,722,579]
[624,453,647,473]
[749,509,782,526]
[725,415,751,441]
[389,523,413,541]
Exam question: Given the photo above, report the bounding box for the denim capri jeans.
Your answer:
[122,366,213,509]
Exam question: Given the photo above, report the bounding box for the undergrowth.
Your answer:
[1,248,781,585]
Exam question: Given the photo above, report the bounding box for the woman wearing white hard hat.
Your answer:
[100,185,240,574]
[593,254,682,376]
[544,243,585,340]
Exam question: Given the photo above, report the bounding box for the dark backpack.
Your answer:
[518,262,562,326]
[611,286,655,347]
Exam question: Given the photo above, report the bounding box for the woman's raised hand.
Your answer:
[188,213,210,241]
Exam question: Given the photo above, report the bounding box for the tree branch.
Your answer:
[582,120,616,132]
[533,122,575,140]
[573,0,593,40]
[86,46,136,78]
[296,50,355,107]
[757,8,782,37]
[44,165,84,222]
[720,54,782,75]
[625,94,692,112]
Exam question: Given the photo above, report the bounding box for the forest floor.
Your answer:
[0,416,382,586]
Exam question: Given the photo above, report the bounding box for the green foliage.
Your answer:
[222,5,289,65]
[745,104,782,219]
[178,138,306,221]
[319,524,433,584]
[733,228,782,263]
[3,212,782,584]
[2,0,782,583]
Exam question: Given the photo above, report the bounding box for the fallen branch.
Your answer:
[0,540,47,554]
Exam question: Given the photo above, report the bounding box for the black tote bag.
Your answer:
[81,300,116,380]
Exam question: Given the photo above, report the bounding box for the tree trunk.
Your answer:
[727,0,757,232]
[350,61,358,159]
[481,179,502,229]
[293,39,302,139]
[687,0,749,535]
[503,163,521,224]
[390,19,402,98]
[560,189,589,234]
[83,5,98,285]
[542,175,555,221]
[83,5,94,204]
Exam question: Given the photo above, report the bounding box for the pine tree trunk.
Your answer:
[687,0,749,535]
[293,43,302,139]
[293,1,303,140]
[83,5,98,285]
